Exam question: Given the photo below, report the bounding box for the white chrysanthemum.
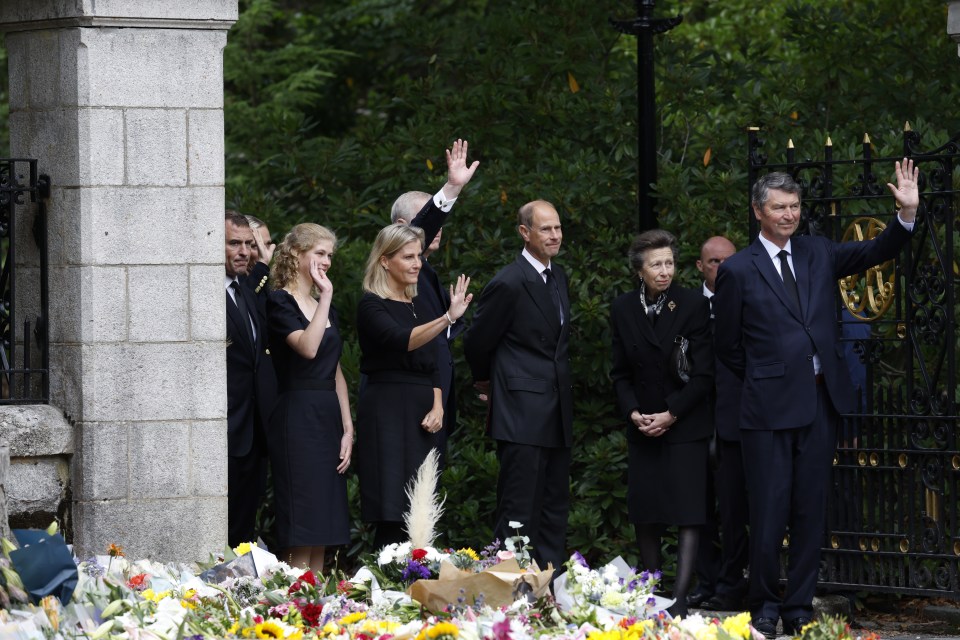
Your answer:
[599,590,627,609]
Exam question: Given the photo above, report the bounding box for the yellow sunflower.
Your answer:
[255,620,285,639]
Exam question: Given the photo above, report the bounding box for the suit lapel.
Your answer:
[518,256,562,335]
[750,240,803,322]
[623,289,659,348]
[654,288,681,344]
[792,243,811,320]
[226,286,257,358]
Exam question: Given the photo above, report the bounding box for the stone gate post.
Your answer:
[0,1,238,561]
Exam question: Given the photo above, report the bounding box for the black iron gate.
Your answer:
[0,158,50,404]
[747,126,959,597]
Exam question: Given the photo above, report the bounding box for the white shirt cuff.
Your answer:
[434,188,457,213]
[896,211,915,231]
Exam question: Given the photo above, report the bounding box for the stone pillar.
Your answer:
[0,0,238,561]
[950,1,960,56]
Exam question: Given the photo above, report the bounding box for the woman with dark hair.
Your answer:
[609,229,715,618]
[355,224,472,549]
[267,223,352,573]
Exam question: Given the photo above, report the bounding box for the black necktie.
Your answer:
[544,268,564,325]
[777,250,802,311]
[229,281,256,347]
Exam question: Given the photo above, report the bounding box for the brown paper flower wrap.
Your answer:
[406,558,554,612]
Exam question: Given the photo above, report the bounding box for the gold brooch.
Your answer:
[667,301,677,311]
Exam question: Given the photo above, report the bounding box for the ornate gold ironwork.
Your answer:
[838,217,896,320]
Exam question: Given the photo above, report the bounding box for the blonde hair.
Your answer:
[271,223,337,291]
[362,224,424,299]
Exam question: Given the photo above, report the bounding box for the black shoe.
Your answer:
[752,617,778,640]
[685,590,712,607]
[701,593,745,611]
[667,601,688,619]
[782,616,813,636]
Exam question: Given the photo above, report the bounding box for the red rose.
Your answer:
[411,548,428,562]
[298,602,323,627]
[288,581,301,594]
[299,570,318,586]
[337,580,354,594]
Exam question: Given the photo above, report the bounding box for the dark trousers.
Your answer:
[741,386,837,621]
[495,441,571,572]
[228,447,268,548]
[715,438,749,597]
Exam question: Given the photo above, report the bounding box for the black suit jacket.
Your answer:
[610,285,714,444]
[464,254,573,448]
[226,280,275,457]
[714,218,911,430]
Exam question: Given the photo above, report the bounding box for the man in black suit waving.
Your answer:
[464,200,572,572]
[713,160,918,637]
[224,211,275,547]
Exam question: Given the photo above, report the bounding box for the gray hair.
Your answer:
[628,229,678,273]
[751,172,801,209]
[390,191,431,224]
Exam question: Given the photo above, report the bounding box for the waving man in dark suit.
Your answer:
[464,200,572,572]
[713,159,918,638]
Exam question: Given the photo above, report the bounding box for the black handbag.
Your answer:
[671,335,691,384]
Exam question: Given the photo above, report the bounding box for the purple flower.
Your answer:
[401,559,432,584]
[646,596,657,607]
[571,551,589,568]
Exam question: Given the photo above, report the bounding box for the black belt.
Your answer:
[367,371,433,386]
[285,379,336,391]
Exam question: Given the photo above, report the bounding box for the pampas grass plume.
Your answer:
[404,448,445,548]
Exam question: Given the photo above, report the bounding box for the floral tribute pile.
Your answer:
[0,458,877,639]
[0,534,876,640]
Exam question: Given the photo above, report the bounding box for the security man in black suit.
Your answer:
[225,211,276,547]
[464,200,573,572]
[697,236,749,611]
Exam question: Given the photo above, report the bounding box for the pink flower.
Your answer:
[497,550,516,561]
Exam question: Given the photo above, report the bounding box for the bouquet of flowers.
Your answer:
[554,552,672,624]
[406,527,554,613]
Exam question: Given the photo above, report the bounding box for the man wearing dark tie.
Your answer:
[225,211,275,547]
[713,159,918,638]
[390,139,479,462]
[464,200,572,572]
[695,235,750,612]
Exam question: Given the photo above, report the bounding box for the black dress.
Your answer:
[266,290,350,547]
[355,292,441,522]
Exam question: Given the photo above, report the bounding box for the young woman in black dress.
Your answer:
[267,223,353,572]
[355,224,472,549]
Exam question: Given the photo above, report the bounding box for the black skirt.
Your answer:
[627,437,709,526]
[355,374,442,523]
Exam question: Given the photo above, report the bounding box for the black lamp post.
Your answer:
[611,0,682,231]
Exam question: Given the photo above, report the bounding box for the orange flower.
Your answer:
[107,543,125,557]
